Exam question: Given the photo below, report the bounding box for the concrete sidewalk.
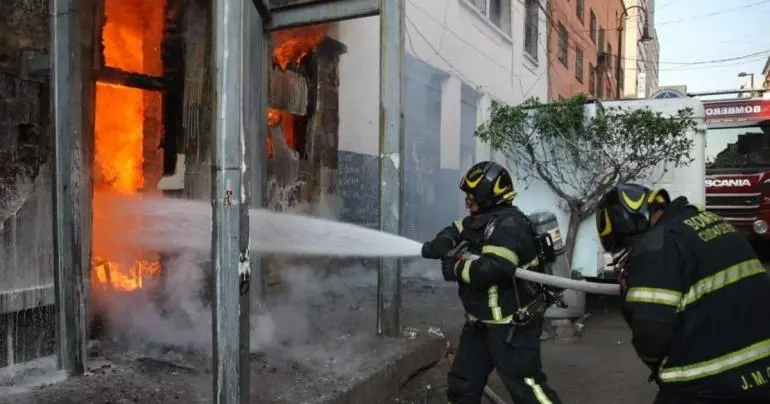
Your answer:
[0,265,463,404]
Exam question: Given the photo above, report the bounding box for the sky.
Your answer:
[655,0,770,93]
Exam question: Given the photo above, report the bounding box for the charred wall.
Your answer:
[0,0,97,367]
[0,0,54,309]
[0,0,55,368]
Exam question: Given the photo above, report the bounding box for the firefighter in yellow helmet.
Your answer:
[596,183,770,403]
[421,161,562,404]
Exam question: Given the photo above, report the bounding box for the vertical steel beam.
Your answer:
[50,0,87,375]
[377,0,405,337]
[251,10,269,303]
[238,0,267,402]
[211,0,244,401]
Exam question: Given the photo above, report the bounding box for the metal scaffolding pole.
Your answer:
[377,0,405,337]
[212,0,246,401]
[50,0,87,375]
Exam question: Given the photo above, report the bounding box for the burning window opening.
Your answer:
[266,24,329,159]
[102,0,165,76]
[93,0,166,293]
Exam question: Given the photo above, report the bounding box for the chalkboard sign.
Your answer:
[337,150,380,228]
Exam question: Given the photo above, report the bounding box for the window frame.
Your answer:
[467,0,512,37]
[588,63,596,95]
[598,26,605,52]
[557,22,569,67]
[523,0,539,60]
[589,10,596,43]
[575,46,584,83]
[576,0,585,23]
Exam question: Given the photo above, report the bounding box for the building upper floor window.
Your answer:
[598,27,605,52]
[589,10,596,42]
[468,0,512,36]
[607,43,613,71]
[577,0,585,23]
[524,0,539,60]
[589,63,596,95]
[575,46,584,82]
[557,23,568,67]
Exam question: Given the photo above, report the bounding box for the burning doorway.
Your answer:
[89,0,348,328]
[266,25,347,212]
[90,0,168,320]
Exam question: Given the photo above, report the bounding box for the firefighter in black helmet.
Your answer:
[422,161,562,404]
[597,183,770,403]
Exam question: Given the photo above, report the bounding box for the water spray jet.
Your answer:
[95,194,620,296]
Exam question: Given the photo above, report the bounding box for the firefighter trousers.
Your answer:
[447,321,562,404]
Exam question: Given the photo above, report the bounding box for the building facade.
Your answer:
[0,0,557,367]
[333,0,550,237]
[548,0,626,100]
[621,0,659,99]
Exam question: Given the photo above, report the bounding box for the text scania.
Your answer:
[705,179,752,187]
[705,105,761,116]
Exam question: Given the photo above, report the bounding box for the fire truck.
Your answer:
[697,92,770,253]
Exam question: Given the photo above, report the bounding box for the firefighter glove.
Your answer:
[422,235,456,259]
[441,256,461,282]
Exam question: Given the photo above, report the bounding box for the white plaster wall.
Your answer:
[334,0,549,158]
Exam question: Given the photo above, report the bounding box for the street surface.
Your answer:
[394,260,770,403]
[392,294,657,404]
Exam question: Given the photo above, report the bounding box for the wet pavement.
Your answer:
[0,262,459,404]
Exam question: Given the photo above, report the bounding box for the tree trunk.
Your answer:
[564,209,582,270]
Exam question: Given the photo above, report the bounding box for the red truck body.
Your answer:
[703,97,770,248]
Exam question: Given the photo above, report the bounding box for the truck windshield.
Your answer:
[705,125,770,169]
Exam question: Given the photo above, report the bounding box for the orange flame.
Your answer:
[272,25,329,71]
[267,25,328,156]
[93,0,165,292]
[102,0,165,76]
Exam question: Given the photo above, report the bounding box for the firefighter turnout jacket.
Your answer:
[433,205,541,324]
[623,196,770,400]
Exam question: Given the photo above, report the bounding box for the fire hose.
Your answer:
[461,254,621,296]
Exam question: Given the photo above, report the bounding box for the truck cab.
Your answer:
[702,97,770,250]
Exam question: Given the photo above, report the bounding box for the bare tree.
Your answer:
[475,94,700,266]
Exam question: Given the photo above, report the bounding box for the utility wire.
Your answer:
[656,0,770,26]
[543,2,770,68]
[656,0,680,11]
[541,0,770,33]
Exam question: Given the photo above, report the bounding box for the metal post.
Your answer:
[238,0,267,402]
[251,13,269,303]
[211,0,244,401]
[377,0,405,337]
[50,0,86,375]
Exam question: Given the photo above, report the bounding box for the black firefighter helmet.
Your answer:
[459,161,517,210]
[596,183,670,254]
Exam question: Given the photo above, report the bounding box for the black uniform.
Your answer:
[622,196,770,403]
[424,204,561,404]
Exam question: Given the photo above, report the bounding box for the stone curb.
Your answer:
[319,331,451,404]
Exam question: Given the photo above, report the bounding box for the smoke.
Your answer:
[97,252,382,366]
[94,194,387,372]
